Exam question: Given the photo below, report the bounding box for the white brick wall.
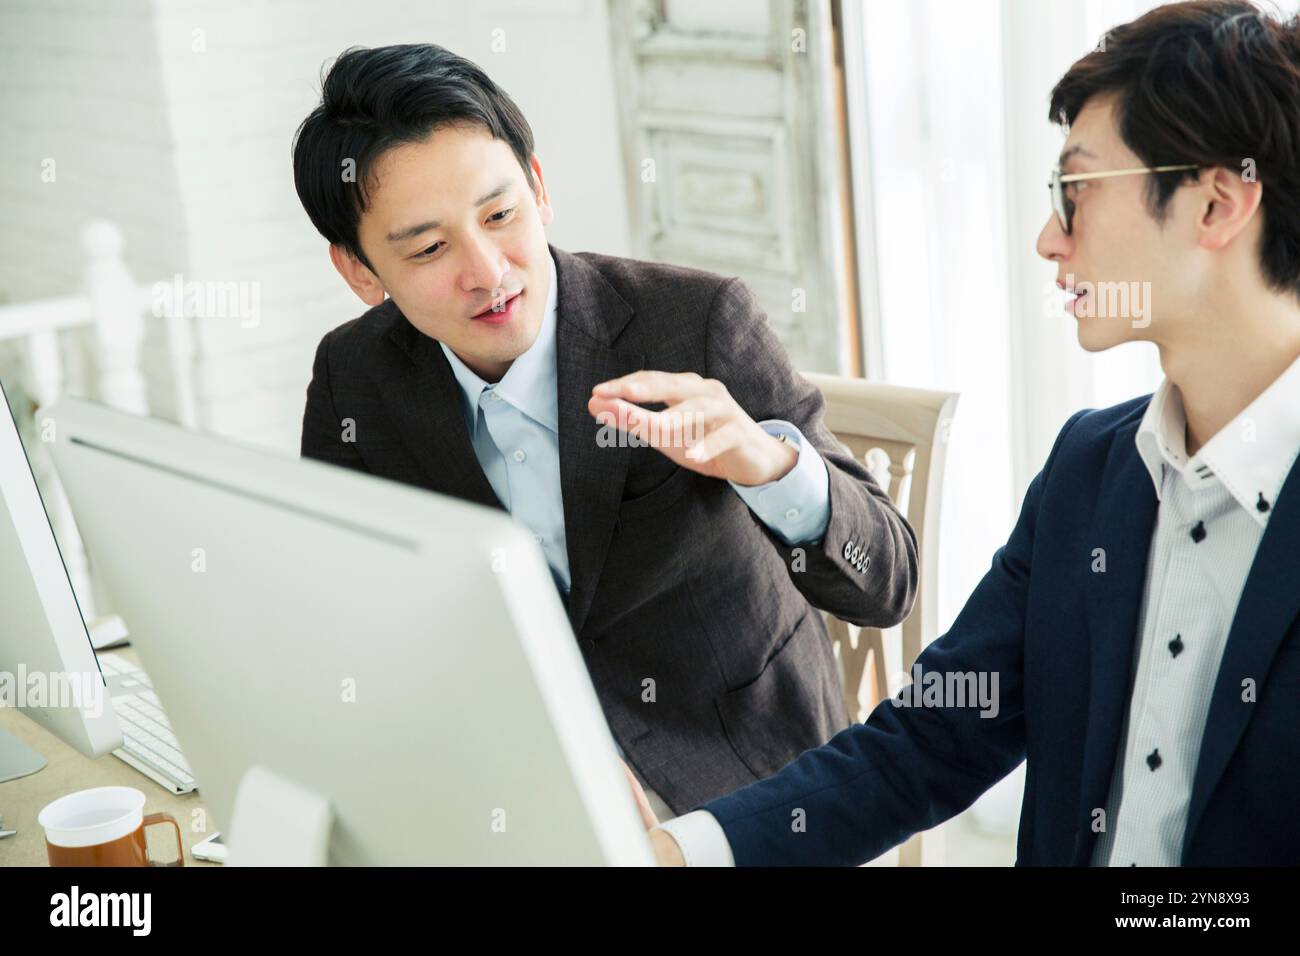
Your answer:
[1,0,631,452]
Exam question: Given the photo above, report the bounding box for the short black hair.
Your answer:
[292,43,536,269]
[1049,0,1300,299]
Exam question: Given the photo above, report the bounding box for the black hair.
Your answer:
[1049,0,1300,298]
[292,43,535,269]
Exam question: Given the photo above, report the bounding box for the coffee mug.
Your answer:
[39,786,184,867]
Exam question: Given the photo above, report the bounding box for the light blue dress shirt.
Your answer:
[438,252,832,596]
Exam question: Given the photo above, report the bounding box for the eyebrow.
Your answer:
[385,179,517,244]
[1058,144,1097,167]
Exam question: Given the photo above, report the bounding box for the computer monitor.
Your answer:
[0,378,123,783]
[43,395,653,865]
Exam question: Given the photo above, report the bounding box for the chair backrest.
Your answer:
[803,373,957,867]
[803,373,958,716]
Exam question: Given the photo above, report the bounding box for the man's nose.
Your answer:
[1036,213,1072,262]
[460,234,508,295]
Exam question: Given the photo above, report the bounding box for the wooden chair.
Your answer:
[803,372,959,866]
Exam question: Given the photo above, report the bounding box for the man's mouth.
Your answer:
[1058,278,1088,314]
[473,290,522,325]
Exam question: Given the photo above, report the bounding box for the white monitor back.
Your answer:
[44,396,652,865]
[0,379,120,776]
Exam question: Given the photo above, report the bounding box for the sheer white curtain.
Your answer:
[852,0,1017,642]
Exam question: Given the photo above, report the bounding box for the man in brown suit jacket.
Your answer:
[293,43,917,814]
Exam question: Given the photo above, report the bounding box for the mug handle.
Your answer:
[143,812,185,867]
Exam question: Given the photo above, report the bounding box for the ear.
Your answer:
[529,153,554,227]
[329,244,387,307]
[1196,165,1263,253]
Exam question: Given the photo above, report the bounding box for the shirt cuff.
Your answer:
[654,811,736,867]
[728,420,832,545]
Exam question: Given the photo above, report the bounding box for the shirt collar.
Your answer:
[439,252,560,434]
[1135,352,1300,526]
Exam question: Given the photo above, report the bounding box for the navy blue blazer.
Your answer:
[703,396,1300,865]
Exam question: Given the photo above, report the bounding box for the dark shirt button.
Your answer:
[1257,492,1270,513]
[580,639,596,653]
[1146,748,1162,771]
[1168,634,1184,658]
[1190,521,1206,543]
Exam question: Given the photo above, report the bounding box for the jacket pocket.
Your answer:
[714,607,842,779]
[617,465,696,522]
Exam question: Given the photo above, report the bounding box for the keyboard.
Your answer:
[97,651,197,794]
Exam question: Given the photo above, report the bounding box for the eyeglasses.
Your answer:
[1048,164,1199,235]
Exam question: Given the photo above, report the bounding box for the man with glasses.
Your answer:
[639,0,1300,866]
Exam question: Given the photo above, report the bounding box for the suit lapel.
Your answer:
[374,251,643,637]
[1074,418,1159,861]
[1182,458,1300,857]
[378,310,503,511]
[551,247,642,637]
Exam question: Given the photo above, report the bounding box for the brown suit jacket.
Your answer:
[301,246,918,813]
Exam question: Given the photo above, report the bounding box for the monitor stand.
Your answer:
[0,728,47,783]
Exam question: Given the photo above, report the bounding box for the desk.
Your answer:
[0,647,218,867]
